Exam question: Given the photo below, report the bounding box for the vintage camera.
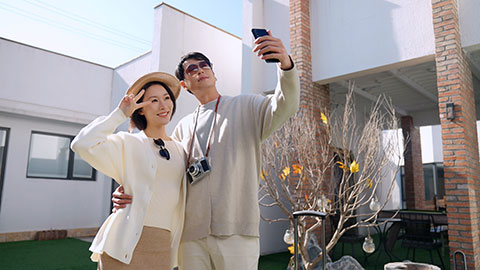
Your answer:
[187,157,211,184]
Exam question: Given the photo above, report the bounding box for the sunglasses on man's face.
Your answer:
[185,61,211,76]
[153,139,170,160]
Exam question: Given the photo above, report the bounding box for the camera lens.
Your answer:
[188,165,199,176]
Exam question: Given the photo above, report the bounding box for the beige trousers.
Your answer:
[179,235,259,270]
[98,226,172,270]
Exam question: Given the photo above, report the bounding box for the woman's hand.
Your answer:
[118,89,151,118]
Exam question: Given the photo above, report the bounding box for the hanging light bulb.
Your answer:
[369,195,380,212]
[316,195,323,209]
[283,228,294,245]
[317,194,328,212]
[362,234,375,253]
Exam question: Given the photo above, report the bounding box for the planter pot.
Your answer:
[384,262,441,270]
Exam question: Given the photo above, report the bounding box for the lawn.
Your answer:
[0,238,95,270]
[0,234,449,270]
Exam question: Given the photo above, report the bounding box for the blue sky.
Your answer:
[0,0,242,67]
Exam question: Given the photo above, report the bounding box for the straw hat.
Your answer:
[126,72,180,99]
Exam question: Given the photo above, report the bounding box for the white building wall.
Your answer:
[242,0,290,96]
[0,38,114,234]
[459,0,480,48]
[0,112,111,233]
[379,129,403,210]
[420,125,444,164]
[0,38,113,125]
[310,0,436,84]
[138,3,243,135]
[112,52,155,131]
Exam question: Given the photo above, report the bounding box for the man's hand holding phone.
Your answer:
[112,185,132,213]
[251,28,293,70]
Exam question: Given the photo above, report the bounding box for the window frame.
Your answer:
[0,127,10,212]
[399,162,445,208]
[26,131,96,181]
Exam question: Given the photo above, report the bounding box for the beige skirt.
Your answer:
[98,226,172,270]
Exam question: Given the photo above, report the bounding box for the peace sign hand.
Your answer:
[118,89,151,118]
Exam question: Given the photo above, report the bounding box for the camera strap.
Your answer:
[186,95,221,164]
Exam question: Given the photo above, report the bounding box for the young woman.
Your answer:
[71,72,185,270]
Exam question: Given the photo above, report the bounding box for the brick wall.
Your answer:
[289,0,331,245]
[432,0,480,268]
[401,116,428,210]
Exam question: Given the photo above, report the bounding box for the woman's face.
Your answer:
[139,84,174,127]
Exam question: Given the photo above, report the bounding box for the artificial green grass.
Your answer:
[0,235,450,270]
[0,238,95,270]
[258,251,291,270]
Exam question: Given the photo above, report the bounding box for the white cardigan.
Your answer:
[71,108,186,267]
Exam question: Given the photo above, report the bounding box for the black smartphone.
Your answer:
[251,28,280,63]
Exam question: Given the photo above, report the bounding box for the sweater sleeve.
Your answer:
[70,108,128,184]
[255,66,300,141]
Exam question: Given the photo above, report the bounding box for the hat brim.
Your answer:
[126,72,180,100]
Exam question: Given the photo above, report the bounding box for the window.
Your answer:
[27,132,95,180]
[423,164,436,201]
[423,163,445,202]
[0,127,10,210]
[398,163,445,208]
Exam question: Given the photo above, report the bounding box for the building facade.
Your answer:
[2,0,480,266]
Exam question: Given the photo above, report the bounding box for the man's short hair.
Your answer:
[175,52,212,81]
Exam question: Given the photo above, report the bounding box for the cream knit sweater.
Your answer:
[173,66,300,242]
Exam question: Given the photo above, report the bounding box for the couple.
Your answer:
[72,32,300,270]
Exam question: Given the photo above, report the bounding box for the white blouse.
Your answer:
[144,139,185,229]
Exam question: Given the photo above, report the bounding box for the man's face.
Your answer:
[181,58,216,93]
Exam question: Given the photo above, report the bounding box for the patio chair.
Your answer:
[330,214,365,260]
[400,213,445,269]
[384,220,402,261]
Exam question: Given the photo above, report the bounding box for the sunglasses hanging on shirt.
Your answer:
[153,139,170,160]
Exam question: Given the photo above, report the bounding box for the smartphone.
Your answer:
[251,28,280,63]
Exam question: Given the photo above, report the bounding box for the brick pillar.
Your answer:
[401,116,427,210]
[290,0,331,243]
[432,0,480,269]
[290,0,330,118]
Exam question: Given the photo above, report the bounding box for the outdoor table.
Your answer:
[364,217,402,270]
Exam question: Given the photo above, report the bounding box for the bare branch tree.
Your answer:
[259,82,403,269]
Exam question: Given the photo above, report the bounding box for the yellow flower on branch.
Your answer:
[366,178,373,189]
[279,173,286,180]
[321,112,328,125]
[288,245,296,254]
[260,169,267,180]
[292,164,303,174]
[336,161,349,171]
[283,167,291,177]
[350,161,359,173]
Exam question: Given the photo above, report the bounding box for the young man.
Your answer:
[113,32,300,269]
